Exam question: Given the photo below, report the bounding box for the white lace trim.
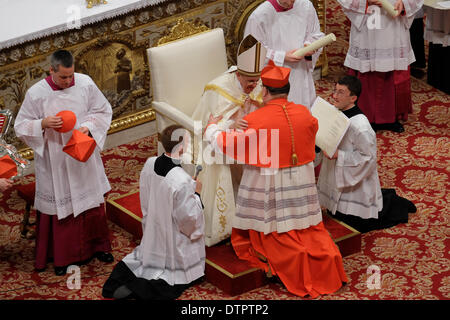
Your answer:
[0,0,168,50]
[424,30,450,47]
[348,45,412,61]
[34,176,110,219]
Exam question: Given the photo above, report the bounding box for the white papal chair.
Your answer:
[147,20,228,173]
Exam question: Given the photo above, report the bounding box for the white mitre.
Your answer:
[237,34,267,77]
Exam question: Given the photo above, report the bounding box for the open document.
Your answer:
[311,96,350,157]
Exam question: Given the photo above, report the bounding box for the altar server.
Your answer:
[338,0,423,132]
[14,49,113,275]
[205,62,348,298]
[191,34,266,246]
[316,75,417,232]
[103,125,205,300]
[244,0,324,109]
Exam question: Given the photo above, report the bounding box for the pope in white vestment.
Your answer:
[191,35,267,246]
[14,50,113,273]
[244,0,324,109]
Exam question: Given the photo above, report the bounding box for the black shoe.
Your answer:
[376,122,405,133]
[54,266,67,276]
[370,123,379,132]
[410,68,425,79]
[95,252,114,263]
[390,121,405,133]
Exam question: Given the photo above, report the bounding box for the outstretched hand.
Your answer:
[231,119,248,130]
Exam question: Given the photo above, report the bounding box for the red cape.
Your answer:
[217,98,318,168]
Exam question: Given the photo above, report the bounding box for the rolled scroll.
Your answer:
[379,0,399,17]
[294,33,336,58]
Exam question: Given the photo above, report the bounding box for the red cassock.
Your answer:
[35,204,111,270]
[348,69,412,123]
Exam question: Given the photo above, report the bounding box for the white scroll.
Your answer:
[294,33,336,58]
[311,97,350,157]
[379,0,399,17]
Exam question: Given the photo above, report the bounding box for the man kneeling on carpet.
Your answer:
[315,75,417,233]
[102,125,205,300]
[205,61,348,298]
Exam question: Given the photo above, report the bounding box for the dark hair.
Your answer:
[158,124,187,153]
[50,50,74,71]
[337,75,361,99]
[264,82,290,95]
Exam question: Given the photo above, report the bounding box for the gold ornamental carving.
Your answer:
[86,0,108,9]
[156,18,211,47]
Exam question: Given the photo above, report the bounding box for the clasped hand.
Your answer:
[285,43,315,63]
[207,114,248,131]
[367,0,404,17]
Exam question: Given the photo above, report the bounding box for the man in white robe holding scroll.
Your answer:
[191,35,266,246]
[244,0,325,109]
[14,50,113,275]
[338,0,423,132]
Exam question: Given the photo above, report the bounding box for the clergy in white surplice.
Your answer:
[191,34,267,246]
[316,75,416,233]
[244,0,324,109]
[338,0,423,132]
[14,50,113,275]
[103,125,205,300]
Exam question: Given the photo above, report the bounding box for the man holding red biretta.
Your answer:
[205,61,348,298]
[14,49,113,276]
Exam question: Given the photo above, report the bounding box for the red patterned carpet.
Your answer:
[0,1,449,300]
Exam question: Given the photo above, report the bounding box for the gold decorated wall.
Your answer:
[0,0,326,158]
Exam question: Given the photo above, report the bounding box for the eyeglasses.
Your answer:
[332,89,351,97]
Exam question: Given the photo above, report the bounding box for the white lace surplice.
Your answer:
[338,0,423,72]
